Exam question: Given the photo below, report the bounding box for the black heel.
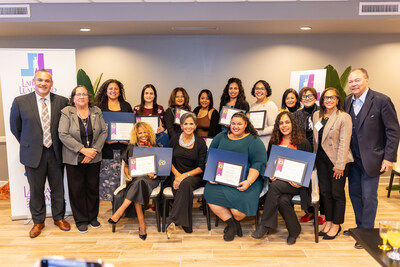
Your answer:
[108,218,120,233]
[139,226,147,240]
[323,225,341,240]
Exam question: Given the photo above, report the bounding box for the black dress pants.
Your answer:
[316,150,346,224]
[66,162,101,226]
[170,175,204,227]
[260,180,301,238]
[25,146,65,224]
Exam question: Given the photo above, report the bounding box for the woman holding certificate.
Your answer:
[218,78,250,132]
[249,80,279,148]
[165,113,207,237]
[280,88,301,113]
[95,79,133,201]
[164,87,191,139]
[193,89,221,138]
[204,112,268,242]
[312,88,353,240]
[108,122,160,240]
[59,85,107,233]
[251,111,311,245]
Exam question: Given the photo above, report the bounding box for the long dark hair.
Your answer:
[319,87,344,118]
[227,112,258,138]
[281,88,301,110]
[270,111,305,146]
[219,77,247,111]
[198,89,214,111]
[68,85,94,107]
[168,87,191,111]
[138,84,158,116]
[95,79,127,110]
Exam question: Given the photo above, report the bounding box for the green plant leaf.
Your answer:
[325,65,340,89]
[339,66,352,92]
[77,69,94,100]
[93,73,103,95]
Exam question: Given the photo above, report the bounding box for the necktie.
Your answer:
[41,98,52,148]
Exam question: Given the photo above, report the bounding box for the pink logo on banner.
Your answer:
[110,123,117,135]
[130,158,136,171]
[276,158,285,172]
[221,107,228,119]
[217,162,224,176]
[136,117,142,122]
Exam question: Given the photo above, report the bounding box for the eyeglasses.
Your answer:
[75,93,88,97]
[302,94,314,100]
[323,95,338,101]
[255,87,266,91]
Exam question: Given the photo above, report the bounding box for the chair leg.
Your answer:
[215,216,219,227]
[255,209,260,228]
[162,198,168,232]
[388,171,395,198]
[313,203,319,243]
[203,198,211,231]
[189,201,193,233]
[155,197,161,232]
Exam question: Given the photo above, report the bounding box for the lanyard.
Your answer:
[78,110,90,147]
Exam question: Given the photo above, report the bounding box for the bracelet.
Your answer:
[246,180,252,186]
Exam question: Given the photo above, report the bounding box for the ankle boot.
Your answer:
[223,217,237,241]
[233,218,243,237]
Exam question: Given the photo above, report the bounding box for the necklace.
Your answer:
[179,133,195,147]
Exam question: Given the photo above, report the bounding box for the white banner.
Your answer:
[0,49,76,220]
[289,69,327,102]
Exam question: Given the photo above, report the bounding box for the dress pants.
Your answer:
[316,151,346,224]
[170,175,204,227]
[260,180,301,238]
[348,157,379,229]
[25,146,65,224]
[66,162,101,226]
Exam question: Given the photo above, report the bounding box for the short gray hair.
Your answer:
[180,112,197,125]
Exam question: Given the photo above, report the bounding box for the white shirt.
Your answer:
[35,92,51,126]
[352,88,369,116]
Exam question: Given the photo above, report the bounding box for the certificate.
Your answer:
[110,122,134,141]
[136,116,159,133]
[247,111,266,130]
[203,137,213,149]
[219,106,245,125]
[273,156,308,185]
[129,154,156,177]
[214,161,244,187]
[174,108,191,125]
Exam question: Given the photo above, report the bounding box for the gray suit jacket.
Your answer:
[344,89,400,177]
[10,92,68,168]
[58,105,108,165]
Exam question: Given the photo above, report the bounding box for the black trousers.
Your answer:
[260,180,301,238]
[25,146,65,224]
[66,162,101,226]
[170,175,204,227]
[315,150,347,224]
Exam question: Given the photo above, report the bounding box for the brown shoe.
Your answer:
[29,223,45,238]
[54,219,71,231]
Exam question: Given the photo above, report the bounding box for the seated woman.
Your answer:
[204,112,268,242]
[108,122,160,241]
[164,87,191,139]
[280,88,301,113]
[251,111,312,245]
[313,88,353,240]
[193,89,221,138]
[166,113,207,237]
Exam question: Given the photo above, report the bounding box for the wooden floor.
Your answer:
[0,185,399,267]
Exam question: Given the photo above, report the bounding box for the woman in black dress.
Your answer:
[108,122,160,240]
[164,87,191,139]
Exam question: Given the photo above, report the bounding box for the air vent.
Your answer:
[0,5,30,18]
[359,2,400,15]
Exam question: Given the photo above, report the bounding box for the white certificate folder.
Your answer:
[102,111,135,141]
[264,145,316,187]
[132,147,173,176]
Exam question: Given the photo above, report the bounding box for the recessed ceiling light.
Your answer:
[172,27,218,31]
[80,28,91,32]
[300,26,312,31]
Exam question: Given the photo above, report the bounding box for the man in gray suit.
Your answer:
[10,69,71,238]
[343,68,400,249]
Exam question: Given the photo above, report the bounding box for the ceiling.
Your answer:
[0,0,399,36]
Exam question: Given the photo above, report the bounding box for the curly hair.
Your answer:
[138,84,159,115]
[168,87,191,111]
[251,80,272,98]
[319,87,344,118]
[95,79,127,110]
[270,111,305,146]
[281,88,301,110]
[68,85,94,107]
[219,77,247,111]
[129,122,156,146]
[227,112,259,138]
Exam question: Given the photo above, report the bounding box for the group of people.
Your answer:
[10,68,399,249]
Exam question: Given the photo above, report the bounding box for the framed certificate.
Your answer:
[247,111,266,130]
[110,122,134,141]
[102,111,135,141]
[174,108,191,125]
[136,116,159,133]
[129,154,157,177]
[132,147,173,176]
[219,106,245,125]
[273,156,308,185]
[214,161,245,187]
[203,137,213,149]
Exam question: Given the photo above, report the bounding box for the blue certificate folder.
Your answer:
[102,111,135,141]
[264,145,316,187]
[204,148,248,183]
[132,147,173,176]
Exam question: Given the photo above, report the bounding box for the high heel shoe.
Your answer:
[318,230,328,237]
[323,225,341,240]
[139,227,147,240]
[165,219,175,239]
[108,217,120,233]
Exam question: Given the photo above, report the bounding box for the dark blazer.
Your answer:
[344,89,400,177]
[10,92,68,168]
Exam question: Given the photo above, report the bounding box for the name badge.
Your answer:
[314,121,323,132]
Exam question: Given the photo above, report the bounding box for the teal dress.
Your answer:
[204,132,268,216]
